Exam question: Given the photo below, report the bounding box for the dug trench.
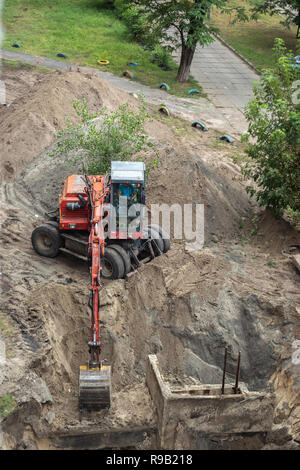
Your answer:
[0,64,300,450]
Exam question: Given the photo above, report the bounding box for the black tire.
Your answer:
[108,244,131,276]
[31,224,62,258]
[148,224,170,253]
[143,227,164,256]
[101,247,125,280]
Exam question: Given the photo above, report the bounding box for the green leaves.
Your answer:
[251,1,300,38]
[51,96,157,175]
[242,40,300,217]
[116,0,245,81]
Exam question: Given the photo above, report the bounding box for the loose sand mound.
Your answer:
[0,66,300,449]
[0,69,139,183]
[1,63,46,104]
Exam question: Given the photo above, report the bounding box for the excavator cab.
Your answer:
[110,161,146,237]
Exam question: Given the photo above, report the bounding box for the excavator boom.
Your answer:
[79,175,111,410]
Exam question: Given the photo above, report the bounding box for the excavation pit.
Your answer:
[146,355,275,450]
[1,64,300,450]
[50,425,156,450]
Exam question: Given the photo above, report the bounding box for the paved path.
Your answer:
[174,39,260,113]
[0,47,251,136]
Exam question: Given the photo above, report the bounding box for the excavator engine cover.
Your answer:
[79,364,111,410]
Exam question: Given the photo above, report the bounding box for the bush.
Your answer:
[242,38,300,217]
[151,45,174,71]
[95,0,115,9]
[117,4,145,42]
[115,1,158,48]
[51,97,157,175]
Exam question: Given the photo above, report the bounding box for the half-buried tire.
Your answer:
[101,247,125,280]
[148,224,170,253]
[31,224,62,258]
[108,244,131,276]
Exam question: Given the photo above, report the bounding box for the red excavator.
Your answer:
[31,161,170,410]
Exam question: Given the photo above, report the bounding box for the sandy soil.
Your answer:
[0,63,299,450]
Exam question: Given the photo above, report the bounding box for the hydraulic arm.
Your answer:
[79,175,111,410]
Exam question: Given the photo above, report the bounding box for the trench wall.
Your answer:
[146,354,274,449]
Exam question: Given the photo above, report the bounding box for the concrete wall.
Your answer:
[146,354,274,449]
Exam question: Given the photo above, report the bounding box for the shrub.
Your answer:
[242,38,300,217]
[151,45,174,71]
[51,97,157,175]
[115,1,159,48]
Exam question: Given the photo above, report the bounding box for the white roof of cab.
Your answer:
[111,161,145,183]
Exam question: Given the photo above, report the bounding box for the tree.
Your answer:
[50,98,157,175]
[252,1,300,38]
[116,1,246,83]
[242,39,300,218]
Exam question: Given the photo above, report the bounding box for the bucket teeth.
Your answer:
[79,365,111,410]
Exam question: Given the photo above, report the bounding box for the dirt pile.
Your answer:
[1,63,47,105]
[0,68,139,183]
[0,65,300,449]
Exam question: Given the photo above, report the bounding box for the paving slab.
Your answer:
[173,38,260,113]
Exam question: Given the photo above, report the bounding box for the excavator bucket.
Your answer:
[79,365,111,410]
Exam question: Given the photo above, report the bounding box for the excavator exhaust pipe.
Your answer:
[79,364,111,410]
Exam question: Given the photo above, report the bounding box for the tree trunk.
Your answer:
[176,44,196,82]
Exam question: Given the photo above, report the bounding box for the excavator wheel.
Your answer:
[101,247,125,280]
[31,224,62,258]
[108,244,131,276]
[148,224,170,253]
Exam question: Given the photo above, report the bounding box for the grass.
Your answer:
[153,110,196,136]
[211,0,298,71]
[0,394,17,418]
[1,58,34,69]
[1,58,54,73]
[2,0,203,97]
